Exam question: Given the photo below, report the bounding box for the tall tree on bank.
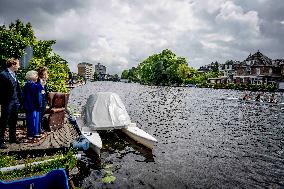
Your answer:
[0,19,70,92]
[121,49,221,86]
[121,70,129,79]
[136,49,190,86]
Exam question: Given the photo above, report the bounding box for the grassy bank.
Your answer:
[0,148,77,181]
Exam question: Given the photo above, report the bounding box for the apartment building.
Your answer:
[95,63,107,80]
[77,62,93,80]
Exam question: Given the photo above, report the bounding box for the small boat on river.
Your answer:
[0,169,69,189]
[74,92,157,155]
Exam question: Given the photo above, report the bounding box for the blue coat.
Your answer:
[23,81,40,112]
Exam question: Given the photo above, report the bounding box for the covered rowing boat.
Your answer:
[75,92,157,155]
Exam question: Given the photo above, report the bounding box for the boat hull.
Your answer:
[122,123,157,149]
[76,117,102,156]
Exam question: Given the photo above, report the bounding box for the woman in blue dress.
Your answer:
[23,70,40,142]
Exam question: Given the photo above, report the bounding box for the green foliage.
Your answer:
[211,61,219,72]
[93,72,99,81]
[0,154,17,168]
[28,55,69,93]
[120,49,221,86]
[0,19,36,71]
[127,67,138,82]
[101,164,116,184]
[188,71,220,85]
[33,40,56,58]
[135,49,190,85]
[0,149,77,181]
[0,19,70,92]
[121,70,128,79]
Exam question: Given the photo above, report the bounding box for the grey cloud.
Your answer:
[0,0,284,75]
[0,0,92,27]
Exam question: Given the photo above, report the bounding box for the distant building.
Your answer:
[198,61,220,73]
[77,62,93,80]
[277,60,284,91]
[234,51,281,85]
[95,63,107,80]
[19,46,33,69]
[204,51,283,88]
[276,59,284,81]
[218,60,240,83]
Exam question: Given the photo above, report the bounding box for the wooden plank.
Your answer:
[0,118,79,153]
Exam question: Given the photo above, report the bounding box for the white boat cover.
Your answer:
[84,92,132,130]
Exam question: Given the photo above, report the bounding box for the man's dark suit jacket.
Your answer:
[0,69,22,106]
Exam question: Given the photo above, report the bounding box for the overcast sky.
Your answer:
[0,0,284,74]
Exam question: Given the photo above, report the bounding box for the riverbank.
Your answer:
[0,111,80,184]
[0,115,78,154]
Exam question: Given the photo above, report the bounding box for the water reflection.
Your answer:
[100,130,155,163]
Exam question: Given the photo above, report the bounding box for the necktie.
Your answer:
[12,72,17,81]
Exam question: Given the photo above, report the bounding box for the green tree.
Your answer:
[93,72,99,81]
[121,49,221,86]
[177,63,191,84]
[136,49,189,86]
[211,61,219,73]
[0,19,35,70]
[0,20,70,92]
[121,70,129,79]
[128,67,138,82]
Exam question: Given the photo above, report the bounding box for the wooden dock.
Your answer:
[0,115,79,153]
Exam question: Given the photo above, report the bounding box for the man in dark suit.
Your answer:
[0,58,22,148]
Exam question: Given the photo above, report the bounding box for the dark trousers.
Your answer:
[0,102,19,143]
[39,100,47,133]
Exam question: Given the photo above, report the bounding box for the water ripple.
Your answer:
[69,81,284,188]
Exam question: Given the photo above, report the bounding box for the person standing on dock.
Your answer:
[23,70,40,142]
[0,58,22,148]
[37,66,48,134]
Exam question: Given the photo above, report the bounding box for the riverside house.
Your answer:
[207,51,284,87]
[234,51,282,85]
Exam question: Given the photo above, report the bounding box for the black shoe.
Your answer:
[0,143,7,149]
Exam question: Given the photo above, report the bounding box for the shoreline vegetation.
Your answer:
[0,149,77,181]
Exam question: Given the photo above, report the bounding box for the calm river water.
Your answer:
[69,81,284,189]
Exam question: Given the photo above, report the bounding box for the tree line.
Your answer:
[121,49,219,86]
